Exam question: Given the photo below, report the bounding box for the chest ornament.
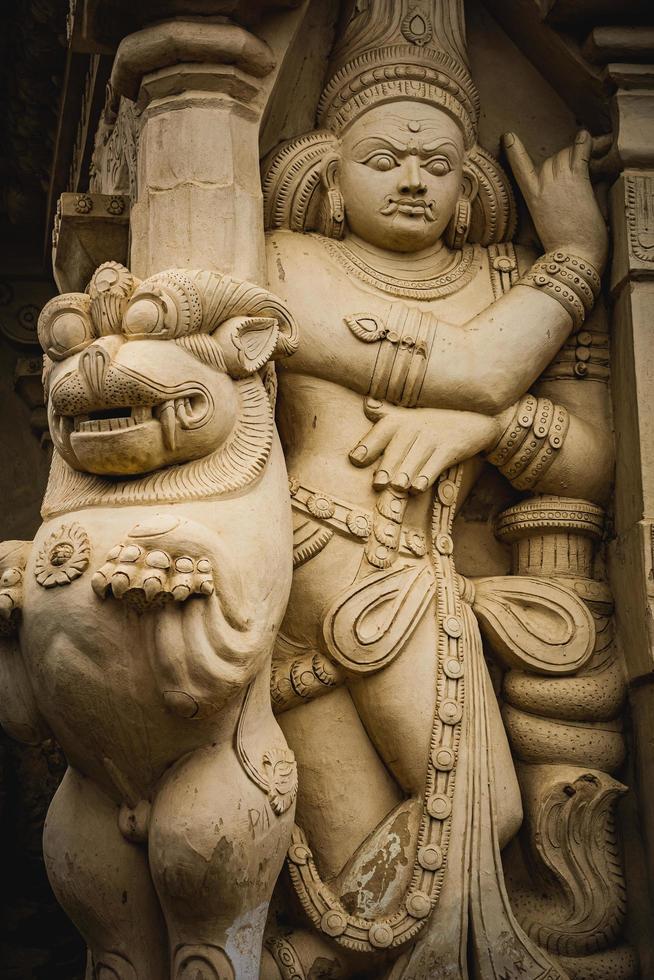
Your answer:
[34,523,90,588]
[317,235,476,300]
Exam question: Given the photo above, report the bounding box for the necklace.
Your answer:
[315,235,477,300]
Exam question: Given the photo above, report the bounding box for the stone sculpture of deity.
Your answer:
[0,1,632,978]
[258,2,620,978]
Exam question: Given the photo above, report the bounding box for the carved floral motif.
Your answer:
[34,523,90,588]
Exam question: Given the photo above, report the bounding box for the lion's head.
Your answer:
[37,263,297,516]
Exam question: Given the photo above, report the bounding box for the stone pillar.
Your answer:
[601,47,654,899]
[496,496,634,977]
[107,20,276,282]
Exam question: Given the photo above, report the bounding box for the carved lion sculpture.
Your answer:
[0,261,299,979]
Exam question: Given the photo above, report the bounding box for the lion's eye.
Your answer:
[425,157,452,177]
[123,298,165,335]
[47,312,94,361]
[122,290,177,338]
[366,153,398,172]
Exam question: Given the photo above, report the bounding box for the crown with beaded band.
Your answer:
[262,0,516,245]
[317,0,479,148]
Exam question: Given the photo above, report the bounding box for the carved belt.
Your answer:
[289,476,428,568]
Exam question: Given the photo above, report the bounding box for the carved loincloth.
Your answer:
[281,465,567,978]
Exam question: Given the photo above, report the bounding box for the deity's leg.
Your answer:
[347,601,522,849]
[346,609,438,797]
[43,766,168,979]
[149,733,293,980]
[278,685,402,877]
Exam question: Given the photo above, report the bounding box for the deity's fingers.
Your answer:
[389,436,434,492]
[349,415,396,467]
[503,132,538,198]
[412,449,452,493]
[571,129,592,174]
[372,429,418,490]
[542,151,558,183]
[363,396,388,422]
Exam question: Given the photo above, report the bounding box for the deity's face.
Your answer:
[338,101,465,252]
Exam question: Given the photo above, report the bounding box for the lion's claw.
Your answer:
[92,540,214,610]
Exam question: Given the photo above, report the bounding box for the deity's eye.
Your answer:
[365,152,398,172]
[47,311,94,361]
[424,157,452,177]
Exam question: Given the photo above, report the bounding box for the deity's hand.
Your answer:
[349,399,509,493]
[503,129,608,272]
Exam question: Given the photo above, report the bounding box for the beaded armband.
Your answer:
[519,250,601,331]
[486,394,570,491]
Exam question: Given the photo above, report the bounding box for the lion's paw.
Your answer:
[92,541,214,610]
[0,567,24,634]
[0,541,31,636]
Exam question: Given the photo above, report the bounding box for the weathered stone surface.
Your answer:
[1,0,653,977]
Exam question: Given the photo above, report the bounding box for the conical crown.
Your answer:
[317,0,479,148]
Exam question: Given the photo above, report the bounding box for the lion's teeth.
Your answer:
[158,401,177,450]
[175,397,192,428]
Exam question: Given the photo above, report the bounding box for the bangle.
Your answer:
[487,396,570,490]
[520,271,586,331]
[519,250,601,331]
[487,394,537,467]
[367,307,434,407]
[513,406,570,490]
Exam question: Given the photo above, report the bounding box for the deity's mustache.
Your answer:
[379,197,437,222]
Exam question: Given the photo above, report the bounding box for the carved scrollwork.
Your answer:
[471,575,595,674]
[172,944,235,980]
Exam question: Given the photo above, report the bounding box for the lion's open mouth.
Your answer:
[69,395,209,451]
[74,406,152,433]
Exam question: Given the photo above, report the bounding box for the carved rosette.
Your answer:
[34,524,90,588]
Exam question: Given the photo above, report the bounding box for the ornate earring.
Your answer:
[446,197,472,250]
[319,155,345,240]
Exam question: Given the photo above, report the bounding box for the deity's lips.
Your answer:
[379,198,437,221]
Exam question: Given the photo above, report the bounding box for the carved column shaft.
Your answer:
[108,21,276,281]
[604,54,654,902]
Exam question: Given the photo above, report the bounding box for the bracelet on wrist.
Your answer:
[486,394,570,491]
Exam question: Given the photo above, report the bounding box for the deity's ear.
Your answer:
[461,162,480,205]
[465,145,517,244]
[318,152,346,240]
[261,130,341,234]
[212,316,280,378]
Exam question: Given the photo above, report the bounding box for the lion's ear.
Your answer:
[211,315,280,378]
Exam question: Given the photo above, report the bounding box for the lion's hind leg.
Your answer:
[43,766,168,979]
[149,736,295,980]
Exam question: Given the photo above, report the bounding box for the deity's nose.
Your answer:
[79,336,123,400]
[397,156,426,196]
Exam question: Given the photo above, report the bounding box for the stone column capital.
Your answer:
[109,18,276,109]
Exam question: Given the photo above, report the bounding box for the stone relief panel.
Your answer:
[257,1,630,977]
[0,0,643,978]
